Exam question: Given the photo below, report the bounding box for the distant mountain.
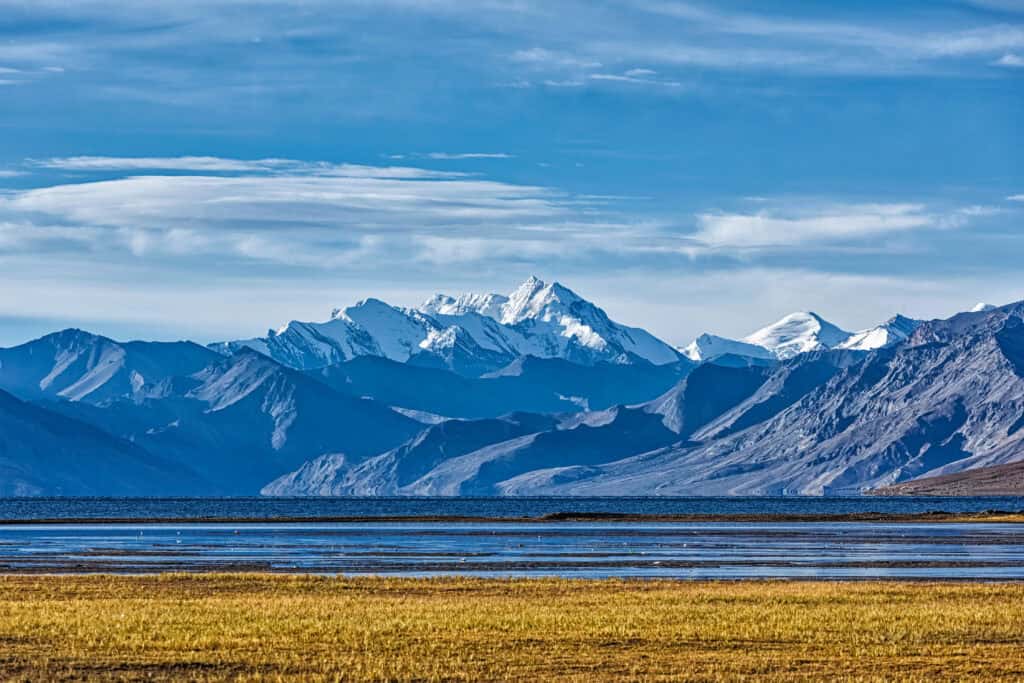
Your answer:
[683,312,923,361]
[743,312,852,360]
[507,303,1024,495]
[273,301,1024,496]
[307,354,692,419]
[263,412,559,496]
[838,315,921,352]
[47,350,424,494]
[268,362,769,496]
[0,329,219,404]
[420,292,508,319]
[0,388,201,496]
[3,283,1020,498]
[680,334,774,362]
[214,277,682,375]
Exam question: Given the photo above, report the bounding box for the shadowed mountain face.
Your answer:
[266,364,772,496]
[0,389,202,496]
[307,354,692,419]
[45,350,424,494]
[0,329,220,404]
[262,412,560,496]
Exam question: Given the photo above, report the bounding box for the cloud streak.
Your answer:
[693,202,975,249]
[1,158,652,269]
[30,156,467,179]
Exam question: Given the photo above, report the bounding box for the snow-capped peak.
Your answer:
[838,314,921,352]
[500,276,582,325]
[215,276,682,372]
[971,302,997,313]
[420,292,508,320]
[744,312,851,360]
[680,333,775,362]
[342,298,435,362]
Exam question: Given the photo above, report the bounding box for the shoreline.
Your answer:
[2,509,1023,525]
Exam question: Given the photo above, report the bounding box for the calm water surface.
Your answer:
[2,496,1022,521]
[1,497,1023,579]
[1,521,1023,579]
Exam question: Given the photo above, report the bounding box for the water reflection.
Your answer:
[2,521,1024,579]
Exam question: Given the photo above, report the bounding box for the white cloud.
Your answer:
[0,162,661,269]
[994,52,1024,65]
[1009,194,1024,201]
[694,203,950,249]
[511,47,602,69]
[635,2,1024,58]
[33,156,290,172]
[589,72,683,87]
[31,156,466,178]
[424,152,515,160]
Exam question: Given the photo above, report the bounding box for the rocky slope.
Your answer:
[871,460,1024,496]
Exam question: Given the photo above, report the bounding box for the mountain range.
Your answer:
[0,276,1020,497]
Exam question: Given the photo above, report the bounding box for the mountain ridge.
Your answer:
[2,282,1020,498]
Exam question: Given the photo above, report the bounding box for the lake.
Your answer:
[2,520,1024,579]
[2,495,1022,521]
[2,497,1023,579]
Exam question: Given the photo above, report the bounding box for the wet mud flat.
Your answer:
[3,520,1024,579]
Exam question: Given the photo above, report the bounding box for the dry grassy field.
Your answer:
[1,575,1023,681]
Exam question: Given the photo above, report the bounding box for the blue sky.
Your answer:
[0,0,1022,347]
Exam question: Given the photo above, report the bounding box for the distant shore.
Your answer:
[3,509,1023,525]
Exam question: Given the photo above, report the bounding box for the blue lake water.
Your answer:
[2,498,1022,579]
[2,521,1024,579]
[1,496,1022,521]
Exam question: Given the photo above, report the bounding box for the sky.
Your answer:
[0,0,1022,347]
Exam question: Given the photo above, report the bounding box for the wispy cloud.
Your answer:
[31,156,466,179]
[589,72,683,88]
[1009,194,1024,201]
[0,159,649,269]
[693,202,970,249]
[386,152,514,161]
[511,48,602,69]
[33,156,293,172]
[424,152,515,160]
[994,52,1024,66]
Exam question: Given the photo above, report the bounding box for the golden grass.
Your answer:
[1,575,1023,681]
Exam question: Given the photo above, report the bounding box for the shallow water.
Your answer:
[2,496,1023,521]
[3,521,1024,579]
